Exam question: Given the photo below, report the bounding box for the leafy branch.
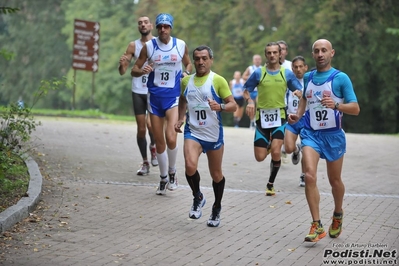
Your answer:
[386,28,399,60]
[0,7,20,14]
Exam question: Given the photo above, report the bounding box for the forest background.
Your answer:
[0,0,398,133]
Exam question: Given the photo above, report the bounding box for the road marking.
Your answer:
[75,180,399,199]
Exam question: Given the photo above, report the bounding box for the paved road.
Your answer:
[1,117,398,266]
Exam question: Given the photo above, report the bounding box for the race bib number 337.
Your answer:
[260,108,281,129]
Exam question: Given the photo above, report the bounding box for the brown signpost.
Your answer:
[72,19,100,109]
[72,19,100,72]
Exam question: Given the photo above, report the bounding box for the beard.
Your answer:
[140,29,150,36]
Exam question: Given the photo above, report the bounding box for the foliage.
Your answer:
[31,108,135,122]
[0,48,15,60]
[0,103,34,211]
[0,77,67,211]
[0,151,29,212]
[0,0,71,109]
[0,0,398,132]
[0,7,20,14]
[386,28,399,60]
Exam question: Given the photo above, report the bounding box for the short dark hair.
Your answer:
[264,42,282,65]
[265,42,281,53]
[292,55,306,64]
[277,40,288,50]
[193,45,214,59]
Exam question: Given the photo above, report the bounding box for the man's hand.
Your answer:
[141,63,154,75]
[175,120,184,133]
[119,55,130,67]
[245,100,255,118]
[208,98,222,111]
[288,113,299,124]
[293,90,302,98]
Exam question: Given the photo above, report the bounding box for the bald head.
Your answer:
[311,39,335,71]
[312,39,333,51]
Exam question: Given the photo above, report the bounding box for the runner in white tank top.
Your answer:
[118,16,158,175]
[131,13,193,195]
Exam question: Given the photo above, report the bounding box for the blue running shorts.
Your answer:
[286,116,305,135]
[148,94,179,117]
[184,129,224,154]
[300,128,346,162]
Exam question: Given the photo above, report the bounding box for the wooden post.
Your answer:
[91,71,95,109]
[72,69,76,110]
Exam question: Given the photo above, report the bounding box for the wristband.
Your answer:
[184,70,190,75]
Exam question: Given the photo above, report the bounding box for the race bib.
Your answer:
[188,105,212,128]
[154,67,176,88]
[141,74,148,87]
[260,108,281,128]
[310,108,337,130]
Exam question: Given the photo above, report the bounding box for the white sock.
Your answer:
[167,146,178,172]
[156,150,168,178]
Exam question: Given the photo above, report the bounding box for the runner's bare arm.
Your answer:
[131,45,150,77]
[181,44,192,77]
[118,41,135,75]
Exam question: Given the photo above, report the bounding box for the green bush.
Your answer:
[0,77,67,211]
[0,104,35,211]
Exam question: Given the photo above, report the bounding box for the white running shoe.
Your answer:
[189,194,206,219]
[207,207,221,227]
[168,171,178,190]
[299,173,305,187]
[136,162,150,176]
[156,179,168,195]
[291,144,301,165]
[150,145,158,166]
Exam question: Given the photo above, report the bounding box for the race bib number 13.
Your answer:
[154,68,175,88]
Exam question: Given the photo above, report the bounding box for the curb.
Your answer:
[0,156,43,233]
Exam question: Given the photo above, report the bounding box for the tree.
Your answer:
[0,1,70,109]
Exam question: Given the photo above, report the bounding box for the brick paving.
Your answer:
[0,118,398,266]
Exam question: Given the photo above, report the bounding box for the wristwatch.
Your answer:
[334,102,340,110]
[184,70,190,75]
[220,103,226,111]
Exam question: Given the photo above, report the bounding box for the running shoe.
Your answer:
[207,207,221,227]
[136,162,150,176]
[168,171,178,190]
[299,173,305,187]
[329,210,344,238]
[189,194,206,219]
[291,143,301,165]
[156,179,168,195]
[304,221,327,242]
[150,145,158,166]
[265,184,275,196]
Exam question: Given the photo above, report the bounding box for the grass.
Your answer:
[30,108,136,122]
[0,153,29,213]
